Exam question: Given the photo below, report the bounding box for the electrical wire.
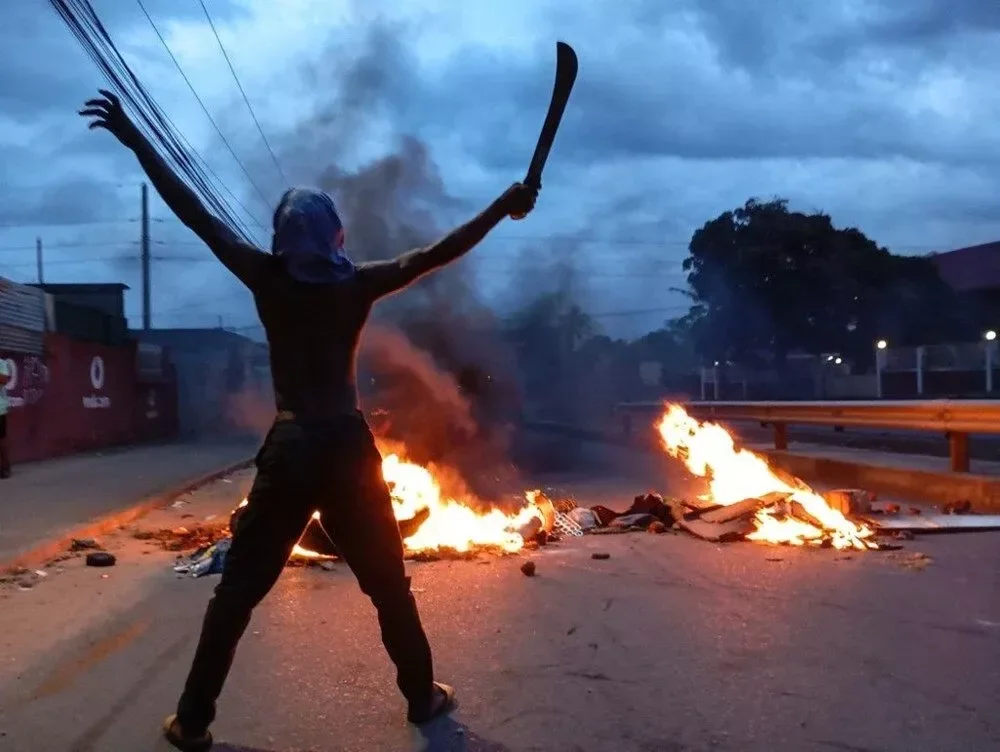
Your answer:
[135,0,274,214]
[47,0,267,244]
[197,0,288,187]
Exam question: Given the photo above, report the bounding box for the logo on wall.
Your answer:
[3,356,47,409]
[90,356,105,390]
[82,355,111,410]
[3,358,16,392]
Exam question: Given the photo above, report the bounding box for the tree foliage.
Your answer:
[681,198,966,368]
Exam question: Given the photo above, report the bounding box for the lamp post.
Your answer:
[875,339,888,399]
[985,330,997,394]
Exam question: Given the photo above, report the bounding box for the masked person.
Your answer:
[80,90,538,752]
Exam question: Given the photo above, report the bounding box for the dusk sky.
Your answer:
[2,0,1000,338]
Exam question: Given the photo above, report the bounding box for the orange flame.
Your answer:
[236,453,542,556]
[656,404,876,550]
[381,454,543,553]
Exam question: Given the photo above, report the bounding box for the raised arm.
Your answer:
[361,182,537,300]
[79,91,268,289]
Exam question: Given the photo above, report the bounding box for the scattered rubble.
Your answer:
[591,553,610,560]
[134,524,228,551]
[70,537,102,552]
[943,500,973,515]
[520,560,537,577]
[892,551,934,571]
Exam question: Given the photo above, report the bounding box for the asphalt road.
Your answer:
[0,438,998,752]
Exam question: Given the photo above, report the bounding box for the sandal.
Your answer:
[162,714,213,752]
[407,682,458,725]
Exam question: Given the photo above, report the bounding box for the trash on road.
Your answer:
[174,538,231,578]
[85,552,116,567]
[135,524,227,552]
[70,537,101,552]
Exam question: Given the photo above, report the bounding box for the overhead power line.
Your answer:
[49,0,272,246]
[135,0,273,214]
[197,0,288,187]
[49,0,258,242]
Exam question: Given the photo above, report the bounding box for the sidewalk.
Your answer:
[0,438,258,563]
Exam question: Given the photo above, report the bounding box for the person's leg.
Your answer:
[170,422,314,741]
[0,413,10,478]
[322,420,446,722]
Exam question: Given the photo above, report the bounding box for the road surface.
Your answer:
[0,437,997,752]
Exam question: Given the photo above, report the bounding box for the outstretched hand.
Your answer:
[79,89,140,149]
[497,182,539,221]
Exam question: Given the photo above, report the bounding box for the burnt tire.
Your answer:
[85,551,117,567]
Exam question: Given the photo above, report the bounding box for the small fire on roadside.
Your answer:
[656,405,877,550]
[235,451,544,558]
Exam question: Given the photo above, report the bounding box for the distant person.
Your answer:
[80,90,538,752]
[0,357,9,478]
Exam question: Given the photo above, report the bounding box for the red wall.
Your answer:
[1,334,178,464]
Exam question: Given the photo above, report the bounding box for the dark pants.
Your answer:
[176,414,434,731]
[0,414,9,477]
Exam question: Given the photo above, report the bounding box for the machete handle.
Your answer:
[510,175,541,221]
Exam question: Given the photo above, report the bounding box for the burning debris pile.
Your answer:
[654,405,879,550]
[228,450,551,564]
[168,403,1000,581]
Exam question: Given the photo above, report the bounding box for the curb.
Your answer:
[759,450,1000,512]
[2,456,254,572]
[524,421,1000,513]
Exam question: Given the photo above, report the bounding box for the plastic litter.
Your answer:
[564,508,597,532]
[174,538,232,578]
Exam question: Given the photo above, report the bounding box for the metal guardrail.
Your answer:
[615,400,1000,472]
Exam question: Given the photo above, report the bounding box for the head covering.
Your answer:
[270,188,356,283]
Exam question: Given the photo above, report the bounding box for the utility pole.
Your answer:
[141,183,151,330]
[35,237,44,284]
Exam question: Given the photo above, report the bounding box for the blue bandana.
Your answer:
[271,188,356,283]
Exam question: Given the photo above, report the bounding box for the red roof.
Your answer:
[930,241,1000,292]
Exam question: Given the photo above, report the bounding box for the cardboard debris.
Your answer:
[678,515,756,543]
[822,489,874,516]
[698,492,787,524]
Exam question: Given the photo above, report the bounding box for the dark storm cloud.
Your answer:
[0,0,243,118]
[0,0,247,234]
[0,177,127,226]
[397,0,1000,174]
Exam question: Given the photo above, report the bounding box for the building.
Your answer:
[133,327,272,437]
[929,241,1000,324]
[29,282,130,346]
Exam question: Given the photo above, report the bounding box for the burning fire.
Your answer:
[380,454,543,553]
[656,405,876,550]
[237,452,543,557]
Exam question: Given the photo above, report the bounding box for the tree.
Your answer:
[681,198,966,370]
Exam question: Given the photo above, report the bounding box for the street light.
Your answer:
[875,339,888,398]
[986,331,997,393]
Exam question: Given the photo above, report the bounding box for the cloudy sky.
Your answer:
[2,0,1000,338]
